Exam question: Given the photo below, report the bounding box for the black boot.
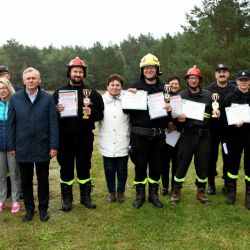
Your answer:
[148,183,164,208]
[133,184,145,209]
[61,184,73,212]
[226,182,236,205]
[80,183,96,209]
[245,185,250,210]
[207,182,216,195]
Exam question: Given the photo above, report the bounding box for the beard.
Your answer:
[70,77,83,84]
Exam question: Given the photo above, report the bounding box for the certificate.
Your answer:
[58,90,78,117]
[170,95,182,118]
[225,104,250,125]
[121,90,147,110]
[147,92,167,119]
[165,130,181,147]
[181,99,206,121]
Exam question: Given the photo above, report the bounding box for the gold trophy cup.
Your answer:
[164,84,171,103]
[212,93,220,118]
[82,89,92,119]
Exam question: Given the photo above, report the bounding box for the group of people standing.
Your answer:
[0,53,249,223]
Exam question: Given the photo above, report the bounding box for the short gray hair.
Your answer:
[23,67,41,80]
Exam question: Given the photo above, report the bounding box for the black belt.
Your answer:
[131,126,165,137]
[182,128,210,137]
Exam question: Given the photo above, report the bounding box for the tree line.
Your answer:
[0,0,249,90]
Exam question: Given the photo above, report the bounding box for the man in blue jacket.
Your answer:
[7,67,58,222]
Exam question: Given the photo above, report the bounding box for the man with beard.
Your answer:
[170,66,217,205]
[204,64,235,195]
[53,57,104,211]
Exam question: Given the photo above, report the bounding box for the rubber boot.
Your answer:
[170,187,181,205]
[148,183,163,208]
[80,183,96,209]
[61,184,73,212]
[226,182,236,205]
[133,184,145,209]
[197,187,210,205]
[207,179,216,195]
[245,185,250,210]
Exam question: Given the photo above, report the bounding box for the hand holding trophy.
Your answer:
[82,89,92,119]
[212,93,220,118]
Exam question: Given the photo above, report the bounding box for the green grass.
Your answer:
[0,133,249,250]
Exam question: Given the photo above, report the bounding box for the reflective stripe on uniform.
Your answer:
[174,176,185,182]
[245,175,250,182]
[77,178,92,185]
[196,176,208,183]
[204,113,211,118]
[134,178,148,185]
[227,172,238,179]
[60,179,75,185]
[148,177,161,184]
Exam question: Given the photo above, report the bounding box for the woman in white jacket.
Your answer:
[98,74,130,203]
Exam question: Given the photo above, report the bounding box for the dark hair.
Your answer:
[166,75,180,84]
[106,74,124,86]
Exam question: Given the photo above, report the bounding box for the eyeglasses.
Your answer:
[0,72,9,75]
[187,76,199,81]
[0,87,7,91]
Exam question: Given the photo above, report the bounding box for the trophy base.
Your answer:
[82,115,89,119]
[212,114,219,118]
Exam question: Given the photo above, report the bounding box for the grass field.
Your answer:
[0,130,249,250]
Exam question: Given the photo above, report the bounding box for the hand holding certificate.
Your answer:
[121,90,147,110]
[225,104,250,125]
[181,99,206,121]
[58,90,78,117]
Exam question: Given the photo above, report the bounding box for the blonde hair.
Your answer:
[0,77,15,97]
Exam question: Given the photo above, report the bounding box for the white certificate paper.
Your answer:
[181,99,206,121]
[58,90,78,117]
[170,95,182,118]
[121,90,147,110]
[147,92,167,119]
[225,104,250,125]
[165,130,181,147]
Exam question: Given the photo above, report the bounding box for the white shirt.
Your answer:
[98,91,130,157]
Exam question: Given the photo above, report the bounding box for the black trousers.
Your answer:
[129,134,166,183]
[226,129,250,185]
[19,161,50,212]
[208,126,229,183]
[174,132,211,188]
[57,130,94,183]
[161,143,178,190]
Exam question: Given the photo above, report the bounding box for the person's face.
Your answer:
[0,71,10,80]
[70,67,84,83]
[169,79,180,93]
[237,78,250,93]
[143,66,157,79]
[215,69,230,84]
[0,82,11,100]
[23,71,41,91]
[186,75,200,89]
[107,80,122,96]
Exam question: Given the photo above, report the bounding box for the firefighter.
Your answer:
[53,57,104,211]
[171,66,216,205]
[223,70,250,209]
[204,64,235,195]
[125,53,170,208]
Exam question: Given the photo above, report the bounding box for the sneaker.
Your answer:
[11,202,20,213]
[0,202,6,211]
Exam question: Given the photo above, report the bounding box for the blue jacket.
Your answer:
[7,88,59,162]
[0,101,8,151]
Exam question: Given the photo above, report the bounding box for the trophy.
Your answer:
[82,89,92,119]
[164,84,171,103]
[211,93,220,118]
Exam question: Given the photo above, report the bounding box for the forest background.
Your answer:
[0,0,249,90]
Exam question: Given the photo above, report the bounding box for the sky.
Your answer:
[1,0,203,48]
